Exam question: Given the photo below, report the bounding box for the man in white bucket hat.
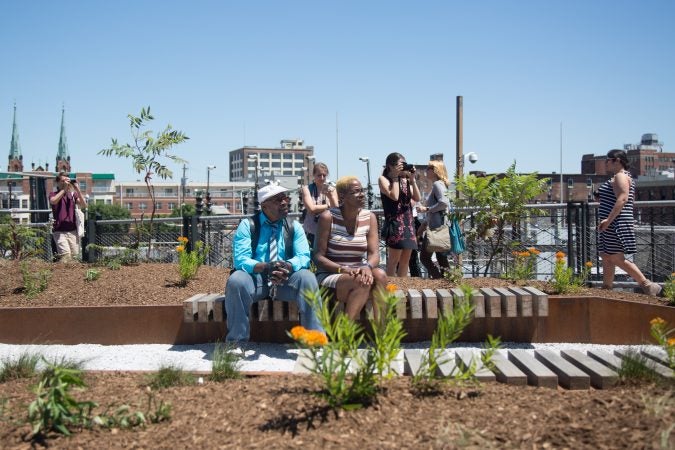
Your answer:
[224,184,323,346]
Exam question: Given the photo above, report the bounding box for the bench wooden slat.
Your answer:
[507,286,533,317]
[257,299,270,321]
[288,301,299,321]
[480,288,501,317]
[408,289,423,319]
[421,289,438,319]
[494,287,517,317]
[395,290,407,319]
[272,301,284,321]
[435,288,452,316]
[522,286,548,317]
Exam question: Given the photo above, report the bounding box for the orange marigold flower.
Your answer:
[178,236,189,244]
[671,272,675,277]
[290,325,306,340]
[302,330,328,347]
[555,251,566,260]
[585,261,593,268]
[176,245,185,252]
[528,247,540,255]
[650,317,666,326]
[667,338,675,347]
[386,283,397,293]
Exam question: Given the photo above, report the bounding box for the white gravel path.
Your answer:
[0,341,662,373]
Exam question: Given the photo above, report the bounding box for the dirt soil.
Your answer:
[0,259,673,449]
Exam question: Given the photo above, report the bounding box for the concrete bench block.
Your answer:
[435,289,453,316]
[614,348,673,379]
[587,349,623,372]
[508,349,558,388]
[183,293,203,322]
[490,351,527,385]
[455,349,496,382]
[522,286,548,317]
[403,349,424,376]
[494,287,517,317]
[408,289,423,319]
[421,289,438,319]
[395,290,407,319]
[507,286,533,317]
[480,288,501,318]
[560,349,618,389]
[535,349,590,390]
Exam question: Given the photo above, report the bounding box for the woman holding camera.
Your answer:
[302,162,338,248]
[49,171,87,262]
[378,152,421,277]
[416,160,450,279]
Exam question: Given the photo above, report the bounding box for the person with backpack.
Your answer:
[301,162,338,248]
[225,184,324,345]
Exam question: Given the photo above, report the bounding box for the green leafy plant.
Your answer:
[0,216,46,260]
[454,163,549,276]
[368,285,407,380]
[649,317,674,371]
[662,273,675,305]
[27,361,97,437]
[20,260,51,299]
[0,352,40,383]
[443,265,464,284]
[505,247,540,281]
[550,251,591,294]
[93,388,171,429]
[617,350,659,383]
[99,106,189,254]
[146,364,195,389]
[210,342,242,381]
[291,288,378,410]
[84,268,101,282]
[175,236,207,286]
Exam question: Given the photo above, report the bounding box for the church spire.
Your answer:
[7,103,23,172]
[55,104,71,173]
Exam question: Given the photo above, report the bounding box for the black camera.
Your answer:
[402,163,415,172]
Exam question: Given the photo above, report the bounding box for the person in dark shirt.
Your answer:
[49,172,86,262]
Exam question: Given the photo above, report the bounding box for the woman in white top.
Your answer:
[301,162,338,248]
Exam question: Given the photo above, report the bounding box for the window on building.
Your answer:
[271,153,281,159]
[155,202,162,210]
[106,199,112,205]
[283,153,292,159]
[168,203,176,210]
[21,199,28,208]
[139,203,147,210]
[164,188,173,195]
[125,188,134,195]
[125,203,133,210]
[271,162,281,168]
[283,162,293,168]
[260,153,269,159]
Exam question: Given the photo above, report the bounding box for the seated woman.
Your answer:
[314,176,388,319]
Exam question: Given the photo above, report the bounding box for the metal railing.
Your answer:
[4,201,674,281]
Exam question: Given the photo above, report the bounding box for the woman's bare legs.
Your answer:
[386,248,401,276]
[335,277,370,320]
[602,252,647,286]
[396,249,412,277]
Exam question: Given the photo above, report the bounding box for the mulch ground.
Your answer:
[1,373,673,449]
[0,259,673,449]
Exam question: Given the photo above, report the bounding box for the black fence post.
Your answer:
[86,213,100,263]
[566,202,576,272]
[190,215,200,252]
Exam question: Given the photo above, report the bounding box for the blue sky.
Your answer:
[2,0,674,185]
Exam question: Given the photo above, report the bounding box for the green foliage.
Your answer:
[617,350,660,383]
[505,247,540,282]
[209,342,242,381]
[20,260,51,299]
[170,203,196,217]
[0,216,46,260]
[550,252,591,294]
[649,318,675,371]
[99,106,189,252]
[294,288,378,409]
[146,365,195,389]
[86,244,140,267]
[663,273,675,305]
[86,203,131,233]
[0,352,40,383]
[175,237,207,286]
[454,163,548,276]
[93,389,171,429]
[443,265,464,284]
[27,361,97,437]
[368,287,407,379]
[84,268,101,282]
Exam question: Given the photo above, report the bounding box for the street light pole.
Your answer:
[248,154,260,211]
[359,157,373,209]
[206,165,216,215]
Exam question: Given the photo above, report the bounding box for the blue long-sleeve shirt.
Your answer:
[233,212,311,274]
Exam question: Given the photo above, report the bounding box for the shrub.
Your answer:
[549,252,591,294]
[0,352,40,382]
[210,342,242,381]
[175,237,207,286]
[662,273,675,305]
[20,260,51,299]
[146,364,195,389]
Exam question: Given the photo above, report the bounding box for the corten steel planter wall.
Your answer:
[0,297,673,345]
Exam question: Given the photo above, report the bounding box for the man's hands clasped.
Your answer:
[268,261,292,285]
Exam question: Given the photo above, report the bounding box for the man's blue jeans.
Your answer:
[224,269,324,342]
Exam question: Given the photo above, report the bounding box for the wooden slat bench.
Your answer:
[182,287,549,323]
